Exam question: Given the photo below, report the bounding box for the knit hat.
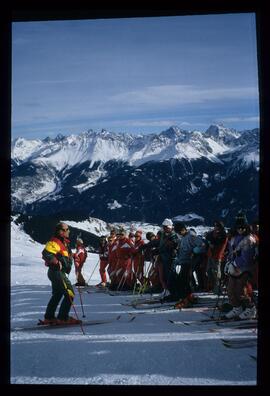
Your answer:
[234,211,248,228]
[213,220,225,229]
[162,218,173,227]
[173,221,186,232]
[146,232,155,241]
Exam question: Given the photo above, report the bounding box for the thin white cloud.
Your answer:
[123,120,178,127]
[109,85,258,108]
[215,116,259,123]
[20,79,87,85]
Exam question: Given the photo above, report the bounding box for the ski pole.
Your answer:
[211,276,228,320]
[119,270,131,291]
[210,277,223,319]
[117,263,134,291]
[117,269,126,291]
[132,271,138,294]
[77,286,86,318]
[137,253,146,293]
[86,258,100,285]
[142,256,158,294]
[138,258,152,294]
[132,258,140,294]
[219,276,229,318]
[62,277,85,335]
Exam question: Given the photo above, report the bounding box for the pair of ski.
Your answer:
[12,314,136,332]
[109,290,139,296]
[129,302,216,311]
[169,317,257,327]
[131,306,177,315]
[210,321,257,331]
[77,285,109,294]
[127,296,222,308]
[125,300,176,310]
[221,338,257,349]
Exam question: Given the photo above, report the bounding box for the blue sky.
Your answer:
[12,13,259,139]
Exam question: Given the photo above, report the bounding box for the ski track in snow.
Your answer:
[11,285,257,386]
[10,375,256,386]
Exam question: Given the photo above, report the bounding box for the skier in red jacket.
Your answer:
[115,229,134,290]
[107,232,119,290]
[74,238,88,286]
[131,230,145,286]
[97,236,109,287]
[205,220,228,294]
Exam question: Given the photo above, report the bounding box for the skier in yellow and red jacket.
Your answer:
[42,222,81,325]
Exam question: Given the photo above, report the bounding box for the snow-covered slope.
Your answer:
[11,217,48,285]
[10,222,257,385]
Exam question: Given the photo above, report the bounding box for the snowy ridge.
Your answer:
[63,217,110,237]
[12,124,259,170]
[63,216,210,240]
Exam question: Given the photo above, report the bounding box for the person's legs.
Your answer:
[76,266,86,285]
[225,274,253,319]
[207,257,217,292]
[45,269,65,320]
[99,259,108,284]
[157,258,168,291]
[173,261,192,304]
[212,259,222,294]
[57,274,74,320]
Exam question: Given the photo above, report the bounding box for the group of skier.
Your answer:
[91,211,259,320]
[41,211,259,325]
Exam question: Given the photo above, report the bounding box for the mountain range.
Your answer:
[11,124,259,227]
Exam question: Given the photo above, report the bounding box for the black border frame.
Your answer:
[1,1,269,394]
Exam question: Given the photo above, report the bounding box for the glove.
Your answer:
[175,265,181,275]
[49,256,62,270]
[224,260,230,275]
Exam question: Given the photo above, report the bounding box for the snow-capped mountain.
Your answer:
[12,125,258,168]
[11,124,259,226]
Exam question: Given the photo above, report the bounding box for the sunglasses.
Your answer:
[61,228,69,232]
